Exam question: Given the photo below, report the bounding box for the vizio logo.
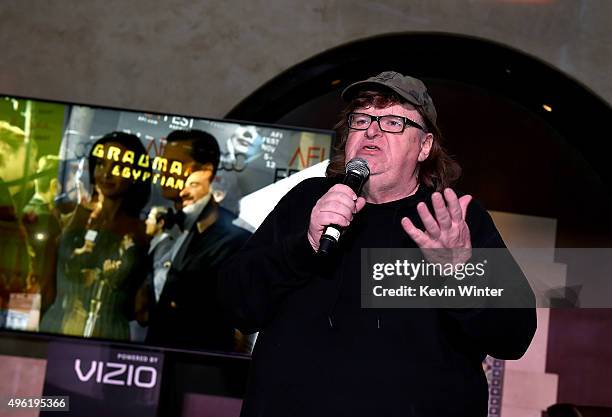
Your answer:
[74,360,157,388]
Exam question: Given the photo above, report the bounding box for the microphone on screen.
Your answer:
[318,158,370,255]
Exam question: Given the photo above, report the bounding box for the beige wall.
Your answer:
[0,0,610,119]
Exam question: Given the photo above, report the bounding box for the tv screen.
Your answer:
[0,94,333,354]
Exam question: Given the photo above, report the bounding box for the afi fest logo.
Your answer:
[74,359,158,388]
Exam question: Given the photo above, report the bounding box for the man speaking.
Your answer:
[219,71,536,417]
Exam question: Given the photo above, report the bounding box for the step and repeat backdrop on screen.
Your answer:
[0,95,332,354]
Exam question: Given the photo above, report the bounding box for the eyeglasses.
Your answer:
[348,112,427,133]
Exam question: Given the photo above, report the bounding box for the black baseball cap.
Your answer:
[341,71,437,125]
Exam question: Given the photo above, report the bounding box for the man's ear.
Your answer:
[418,133,433,162]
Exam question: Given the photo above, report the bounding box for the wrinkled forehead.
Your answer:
[185,169,211,183]
[356,102,423,121]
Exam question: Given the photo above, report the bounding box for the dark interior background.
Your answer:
[227,33,612,408]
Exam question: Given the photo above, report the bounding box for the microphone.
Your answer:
[318,158,370,255]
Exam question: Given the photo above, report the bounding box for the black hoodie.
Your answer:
[219,177,536,417]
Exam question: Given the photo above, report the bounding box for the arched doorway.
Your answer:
[227,33,612,408]
[227,32,612,247]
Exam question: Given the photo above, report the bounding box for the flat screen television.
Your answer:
[0,94,333,355]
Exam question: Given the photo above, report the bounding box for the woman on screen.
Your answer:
[41,132,151,340]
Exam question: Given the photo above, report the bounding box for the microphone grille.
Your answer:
[345,158,370,178]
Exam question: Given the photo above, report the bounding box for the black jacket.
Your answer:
[220,177,536,417]
[147,200,251,352]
